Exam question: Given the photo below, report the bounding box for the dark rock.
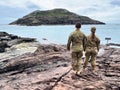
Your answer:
[0,31,36,52]
[0,41,8,52]
[9,34,19,39]
[0,48,5,52]
[0,32,9,37]
[20,37,36,42]
[0,36,11,41]
[108,43,120,46]
[7,38,36,47]
[7,39,23,47]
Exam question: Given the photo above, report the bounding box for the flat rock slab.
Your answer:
[0,44,120,90]
[0,64,71,90]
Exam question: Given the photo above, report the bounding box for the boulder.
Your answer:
[0,31,36,52]
[0,32,9,37]
[7,39,23,47]
[0,41,8,52]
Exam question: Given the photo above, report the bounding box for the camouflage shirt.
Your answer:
[85,35,100,51]
[67,29,86,52]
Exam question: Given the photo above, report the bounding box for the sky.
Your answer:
[0,0,120,24]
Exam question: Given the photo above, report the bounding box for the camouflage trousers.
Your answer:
[83,47,98,70]
[71,51,83,72]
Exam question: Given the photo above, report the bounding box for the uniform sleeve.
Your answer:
[83,34,87,51]
[96,38,100,51]
[67,34,72,50]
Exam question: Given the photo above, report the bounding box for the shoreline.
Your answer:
[0,42,39,61]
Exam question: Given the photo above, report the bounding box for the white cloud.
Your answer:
[0,0,120,23]
[0,0,29,9]
[29,0,55,10]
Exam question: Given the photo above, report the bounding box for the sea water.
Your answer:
[0,24,120,44]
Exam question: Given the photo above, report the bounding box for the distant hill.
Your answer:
[9,8,105,26]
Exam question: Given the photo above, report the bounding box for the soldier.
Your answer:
[67,22,86,74]
[82,27,100,72]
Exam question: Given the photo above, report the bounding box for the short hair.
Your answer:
[75,22,81,28]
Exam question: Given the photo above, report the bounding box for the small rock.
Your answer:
[83,86,95,90]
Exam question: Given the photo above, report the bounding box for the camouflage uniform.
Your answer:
[67,29,86,73]
[83,27,100,71]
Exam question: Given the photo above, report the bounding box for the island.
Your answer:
[9,8,105,26]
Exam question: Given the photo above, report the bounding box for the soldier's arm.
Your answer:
[97,38,100,51]
[67,35,72,51]
[83,35,87,51]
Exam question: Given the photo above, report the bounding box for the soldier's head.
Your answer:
[91,27,96,33]
[75,22,81,29]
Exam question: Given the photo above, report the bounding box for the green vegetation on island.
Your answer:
[9,8,105,26]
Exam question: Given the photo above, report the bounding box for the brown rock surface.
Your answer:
[0,44,120,90]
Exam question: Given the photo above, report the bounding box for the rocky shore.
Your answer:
[0,32,36,52]
[0,43,119,90]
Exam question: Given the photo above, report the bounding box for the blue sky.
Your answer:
[0,0,120,24]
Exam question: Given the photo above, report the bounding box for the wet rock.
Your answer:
[0,32,9,37]
[7,39,23,47]
[108,43,120,46]
[0,41,8,52]
[9,34,19,39]
[20,37,36,42]
[0,31,36,53]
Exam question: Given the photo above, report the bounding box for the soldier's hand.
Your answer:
[67,48,70,51]
[83,48,86,51]
[97,48,99,52]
